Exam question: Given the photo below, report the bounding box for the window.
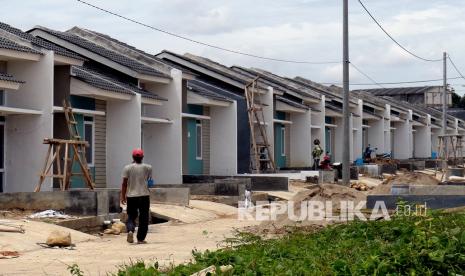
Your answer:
[83,117,94,166]
[196,121,202,160]
[0,90,4,106]
[281,126,285,157]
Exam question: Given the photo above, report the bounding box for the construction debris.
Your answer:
[0,251,20,259]
[350,182,373,191]
[28,210,72,219]
[371,172,439,195]
[46,230,72,247]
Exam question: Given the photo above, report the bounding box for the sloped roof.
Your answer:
[71,66,167,101]
[33,26,169,78]
[276,95,309,110]
[0,36,41,55]
[0,22,84,60]
[355,86,443,96]
[158,50,269,90]
[231,66,317,99]
[0,72,24,83]
[187,80,233,102]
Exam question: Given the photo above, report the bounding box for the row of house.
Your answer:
[0,21,462,193]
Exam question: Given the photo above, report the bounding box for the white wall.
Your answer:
[334,117,344,162]
[393,112,412,159]
[106,94,141,188]
[311,95,325,156]
[290,109,311,167]
[353,99,363,160]
[6,52,54,192]
[431,129,440,154]
[210,101,237,174]
[383,104,391,154]
[367,119,384,153]
[143,69,182,184]
[262,87,274,162]
[414,115,431,158]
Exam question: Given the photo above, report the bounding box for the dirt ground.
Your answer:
[0,171,442,275]
[0,201,259,276]
[371,172,440,194]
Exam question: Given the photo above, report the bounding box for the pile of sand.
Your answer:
[371,172,439,195]
[254,184,366,234]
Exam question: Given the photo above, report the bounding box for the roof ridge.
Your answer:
[68,27,172,75]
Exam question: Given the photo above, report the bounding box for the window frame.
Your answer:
[195,121,202,160]
[83,117,95,167]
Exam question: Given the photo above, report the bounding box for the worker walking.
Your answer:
[312,139,323,170]
[121,148,152,244]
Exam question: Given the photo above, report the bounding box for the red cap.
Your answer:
[132,148,144,158]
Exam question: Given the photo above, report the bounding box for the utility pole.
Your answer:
[442,51,448,164]
[342,0,350,186]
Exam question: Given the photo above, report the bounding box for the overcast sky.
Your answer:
[2,0,465,94]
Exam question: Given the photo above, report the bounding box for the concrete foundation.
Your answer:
[55,213,120,233]
[149,187,190,206]
[0,189,120,216]
[446,168,464,179]
[183,175,289,191]
[367,194,465,210]
[358,165,380,177]
[398,160,426,171]
[368,184,465,209]
[319,170,336,184]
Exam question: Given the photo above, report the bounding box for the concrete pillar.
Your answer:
[368,119,384,153]
[414,114,431,158]
[311,95,325,156]
[290,109,311,167]
[353,99,363,160]
[334,117,344,162]
[6,51,54,192]
[393,115,412,159]
[383,104,391,155]
[262,87,274,162]
[210,101,237,175]
[107,94,142,188]
[143,69,183,184]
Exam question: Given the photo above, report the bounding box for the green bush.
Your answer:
[114,212,465,275]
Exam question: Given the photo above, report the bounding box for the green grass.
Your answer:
[112,211,465,275]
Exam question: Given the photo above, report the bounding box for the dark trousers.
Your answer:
[313,159,320,170]
[126,195,150,242]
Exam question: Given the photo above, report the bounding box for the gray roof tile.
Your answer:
[71,66,167,101]
[187,80,233,102]
[0,22,83,60]
[355,86,442,96]
[0,36,41,55]
[0,72,24,83]
[35,27,170,78]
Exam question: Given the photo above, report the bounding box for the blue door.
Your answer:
[187,119,203,174]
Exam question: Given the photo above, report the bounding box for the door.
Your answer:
[274,124,286,168]
[71,115,95,188]
[187,119,203,174]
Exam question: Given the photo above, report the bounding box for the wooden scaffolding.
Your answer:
[245,77,276,173]
[436,134,464,181]
[35,101,95,192]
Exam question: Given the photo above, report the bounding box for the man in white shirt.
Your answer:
[121,148,152,244]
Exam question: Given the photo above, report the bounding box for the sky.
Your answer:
[2,0,465,94]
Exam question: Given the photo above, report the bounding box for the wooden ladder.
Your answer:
[35,101,95,191]
[245,77,276,173]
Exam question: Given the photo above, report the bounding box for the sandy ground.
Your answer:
[0,201,259,276]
